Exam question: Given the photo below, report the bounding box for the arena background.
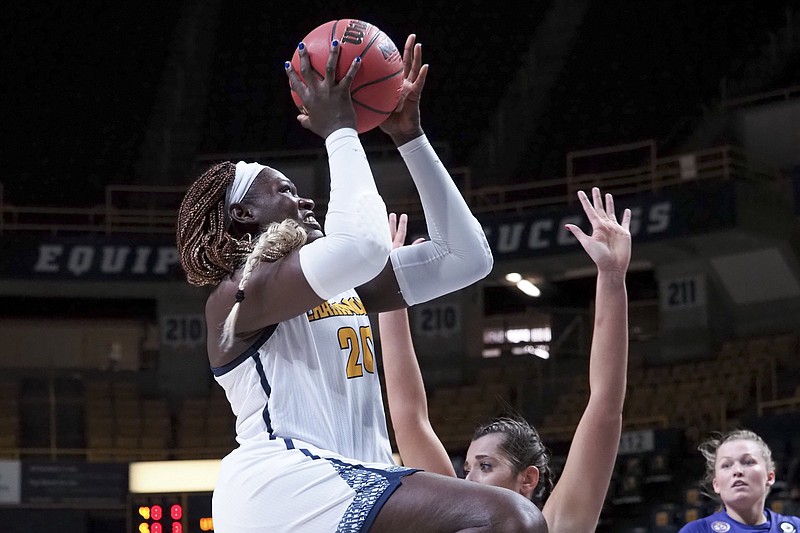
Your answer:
[1,1,799,531]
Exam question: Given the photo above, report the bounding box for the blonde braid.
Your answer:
[219,219,307,350]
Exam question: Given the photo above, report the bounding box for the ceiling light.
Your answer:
[533,347,550,360]
[516,279,541,297]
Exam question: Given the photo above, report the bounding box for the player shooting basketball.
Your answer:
[176,34,547,532]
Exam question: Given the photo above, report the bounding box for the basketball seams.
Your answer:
[351,68,404,100]
[311,20,376,82]
[359,29,382,60]
[348,28,400,107]
[310,19,342,82]
[351,101,392,117]
[290,19,403,132]
[329,19,340,42]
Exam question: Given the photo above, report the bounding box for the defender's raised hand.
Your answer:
[388,212,426,250]
[565,187,632,273]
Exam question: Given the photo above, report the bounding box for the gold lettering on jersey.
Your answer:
[339,325,375,378]
[307,296,367,322]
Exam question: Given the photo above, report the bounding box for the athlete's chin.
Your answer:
[305,229,324,243]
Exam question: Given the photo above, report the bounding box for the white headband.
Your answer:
[228,161,267,207]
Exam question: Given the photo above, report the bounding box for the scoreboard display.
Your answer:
[129,492,213,533]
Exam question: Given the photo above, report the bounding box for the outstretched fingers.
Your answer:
[339,53,361,89]
[288,40,360,94]
[577,189,602,228]
[285,45,306,96]
[410,46,423,84]
[592,187,606,218]
[285,42,316,112]
[323,40,341,85]
[286,39,360,134]
[388,213,409,249]
[401,34,417,80]
[399,34,424,83]
[605,193,617,223]
[592,187,616,223]
[322,38,362,93]
[620,207,632,231]
[578,188,630,231]
[389,212,425,249]
[568,188,632,271]
[564,221,588,244]
[565,192,591,242]
[571,187,632,237]
[324,39,361,90]
[412,62,428,95]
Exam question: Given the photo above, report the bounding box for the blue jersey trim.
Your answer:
[280,449,417,532]
[326,457,418,533]
[252,352,274,432]
[361,466,417,531]
[210,324,277,377]
[683,509,800,532]
[300,447,321,460]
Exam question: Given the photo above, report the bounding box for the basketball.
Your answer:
[290,19,404,134]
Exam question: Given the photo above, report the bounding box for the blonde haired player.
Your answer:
[679,429,800,532]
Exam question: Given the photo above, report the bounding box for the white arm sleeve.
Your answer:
[299,128,392,299]
[390,135,493,306]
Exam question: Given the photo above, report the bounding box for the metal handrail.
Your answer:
[0,143,782,235]
[720,84,800,110]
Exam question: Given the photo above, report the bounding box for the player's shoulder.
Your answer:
[678,519,708,533]
[769,509,800,531]
[678,511,726,533]
[678,519,708,532]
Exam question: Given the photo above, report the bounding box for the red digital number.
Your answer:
[172,523,182,533]
[171,504,183,520]
[151,505,163,521]
[152,523,162,533]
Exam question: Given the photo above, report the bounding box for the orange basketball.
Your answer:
[290,19,404,133]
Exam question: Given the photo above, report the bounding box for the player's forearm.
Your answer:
[390,135,493,306]
[544,402,622,533]
[587,269,628,410]
[379,309,431,430]
[379,308,455,476]
[395,425,456,477]
[300,128,391,299]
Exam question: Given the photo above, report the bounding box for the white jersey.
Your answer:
[212,288,393,464]
[210,289,414,532]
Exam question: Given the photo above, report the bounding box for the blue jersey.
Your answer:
[679,509,800,533]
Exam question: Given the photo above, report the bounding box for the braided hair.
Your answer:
[176,162,252,286]
[177,162,308,349]
[472,416,555,507]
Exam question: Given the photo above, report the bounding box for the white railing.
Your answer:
[0,143,783,235]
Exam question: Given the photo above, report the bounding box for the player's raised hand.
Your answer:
[388,212,426,250]
[565,187,632,274]
[380,34,427,145]
[285,39,359,138]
